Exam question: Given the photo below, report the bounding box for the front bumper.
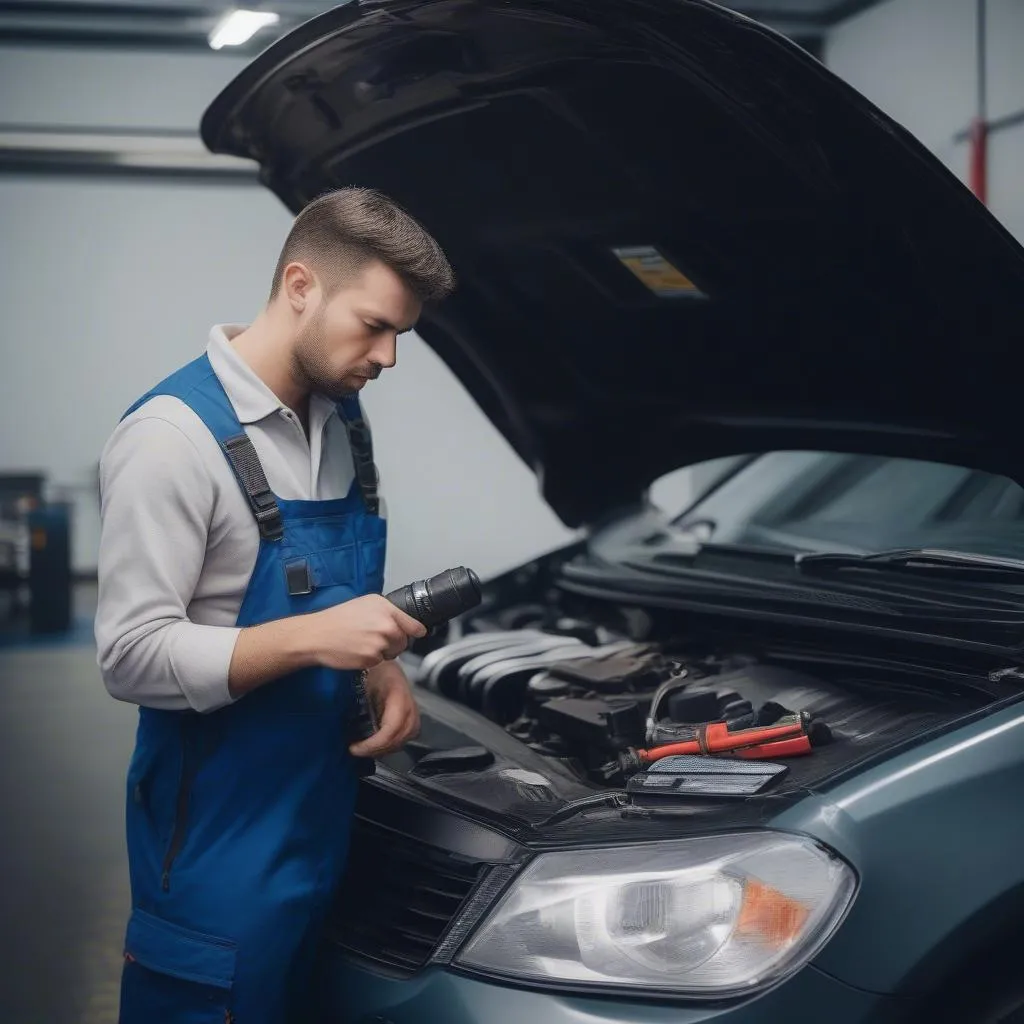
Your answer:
[322,954,903,1024]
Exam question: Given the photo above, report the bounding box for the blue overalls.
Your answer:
[116,354,386,1023]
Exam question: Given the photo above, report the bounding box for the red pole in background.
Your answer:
[970,0,988,204]
[970,117,988,205]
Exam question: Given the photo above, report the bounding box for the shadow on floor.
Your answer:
[0,591,135,1023]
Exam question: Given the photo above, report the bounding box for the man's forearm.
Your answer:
[227,597,422,701]
[228,615,323,699]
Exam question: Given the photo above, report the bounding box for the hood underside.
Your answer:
[201,0,1024,526]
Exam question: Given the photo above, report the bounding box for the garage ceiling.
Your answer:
[0,0,887,178]
[0,0,887,52]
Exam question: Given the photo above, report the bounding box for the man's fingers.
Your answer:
[350,708,418,759]
[350,717,401,757]
[374,618,410,660]
[382,634,408,660]
[390,606,427,639]
[349,687,408,758]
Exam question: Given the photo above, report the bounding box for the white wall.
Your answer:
[826,0,1024,244]
[0,45,251,131]
[0,45,583,585]
[0,169,582,587]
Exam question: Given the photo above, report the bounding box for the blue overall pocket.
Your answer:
[120,909,236,1023]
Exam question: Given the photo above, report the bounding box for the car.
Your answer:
[199,1,1024,1021]
[669,450,1024,559]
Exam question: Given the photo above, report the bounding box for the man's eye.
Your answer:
[364,322,383,332]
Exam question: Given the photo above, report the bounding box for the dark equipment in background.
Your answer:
[0,473,73,635]
[349,567,482,773]
[27,502,72,634]
[0,473,45,609]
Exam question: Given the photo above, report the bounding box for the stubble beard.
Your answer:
[292,306,373,400]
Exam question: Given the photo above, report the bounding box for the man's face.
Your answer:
[292,258,422,400]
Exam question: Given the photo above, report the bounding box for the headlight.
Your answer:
[454,831,856,997]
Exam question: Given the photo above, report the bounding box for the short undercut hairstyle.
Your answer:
[269,187,456,304]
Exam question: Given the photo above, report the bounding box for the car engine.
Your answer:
[411,597,982,790]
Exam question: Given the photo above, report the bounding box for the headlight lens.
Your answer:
[454,832,856,996]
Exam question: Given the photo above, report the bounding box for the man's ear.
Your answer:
[281,261,318,313]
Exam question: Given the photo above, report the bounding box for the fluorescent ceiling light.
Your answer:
[208,8,280,50]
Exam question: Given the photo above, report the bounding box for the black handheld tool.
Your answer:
[385,566,482,630]
[350,567,482,773]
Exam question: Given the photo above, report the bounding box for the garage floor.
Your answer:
[0,588,135,1024]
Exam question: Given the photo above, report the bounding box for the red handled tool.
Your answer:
[607,712,828,780]
[638,716,814,762]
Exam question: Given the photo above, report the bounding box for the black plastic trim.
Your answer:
[356,774,520,864]
[557,574,1024,665]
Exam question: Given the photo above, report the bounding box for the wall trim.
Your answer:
[0,124,259,182]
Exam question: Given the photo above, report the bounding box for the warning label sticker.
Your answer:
[612,245,704,298]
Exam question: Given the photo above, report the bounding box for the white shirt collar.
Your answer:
[206,324,339,428]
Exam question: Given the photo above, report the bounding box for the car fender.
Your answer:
[768,698,1024,996]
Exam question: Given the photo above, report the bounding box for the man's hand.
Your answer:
[348,661,420,759]
[310,594,426,671]
[227,595,425,702]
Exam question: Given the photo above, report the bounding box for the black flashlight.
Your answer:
[385,566,481,630]
[349,567,482,772]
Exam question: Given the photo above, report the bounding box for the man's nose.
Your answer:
[371,333,398,368]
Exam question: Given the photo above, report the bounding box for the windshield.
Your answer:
[660,452,1024,561]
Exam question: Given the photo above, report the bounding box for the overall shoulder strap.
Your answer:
[123,354,283,542]
[336,395,380,516]
[219,435,284,542]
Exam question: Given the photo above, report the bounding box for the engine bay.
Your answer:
[406,586,1011,799]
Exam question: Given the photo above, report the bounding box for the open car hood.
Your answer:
[201,0,1024,527]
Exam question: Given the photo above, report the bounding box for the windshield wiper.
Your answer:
[795,548,1024,581]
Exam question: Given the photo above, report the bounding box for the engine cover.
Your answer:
[537,696,648,753]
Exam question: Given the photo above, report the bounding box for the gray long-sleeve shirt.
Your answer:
[95,325,382,714]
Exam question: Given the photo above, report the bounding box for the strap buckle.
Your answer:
[254,504,284,542]
[222,434,284,542]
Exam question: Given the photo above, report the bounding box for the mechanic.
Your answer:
[94,187,457,1023]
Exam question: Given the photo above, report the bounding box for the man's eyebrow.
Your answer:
[360,313,416,333]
